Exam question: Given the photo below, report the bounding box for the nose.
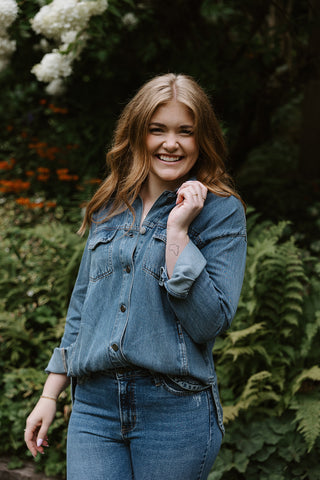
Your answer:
[163,134,178,151]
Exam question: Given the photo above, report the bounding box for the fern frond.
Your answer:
[222,346,256,361]
[282,313,299,326]
[228,323,265,345]
[290,394,320,452]
[223,371,281,423]
[301,311,320,357]
[291,366,320,395]
[284,291,304,302]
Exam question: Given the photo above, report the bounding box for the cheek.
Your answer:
[188,140,199,159]
[146,137,158,153]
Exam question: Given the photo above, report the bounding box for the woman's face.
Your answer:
[145,100,199,192]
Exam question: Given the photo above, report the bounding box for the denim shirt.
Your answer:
[46,188,247,432]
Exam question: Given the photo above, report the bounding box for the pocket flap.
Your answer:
[152,227,167,243]
[88,229,117,250]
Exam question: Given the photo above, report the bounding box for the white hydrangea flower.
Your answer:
[61,30,79,45]
[31,0,108,94]
[0,36,16,55]
[0,0,18,29]
[31,51,73,82]
[0,0,18,71]
[0,57,9,72]
[45,78,66,96]
[39,38,51,52]
[122,12,138,28]
[31,0,108,40]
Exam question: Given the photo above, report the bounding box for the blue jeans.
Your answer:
[67,369,222,480]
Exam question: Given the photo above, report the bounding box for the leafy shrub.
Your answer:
[209,208,320,480]
[0,202,85,478]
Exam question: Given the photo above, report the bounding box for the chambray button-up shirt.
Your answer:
[46,187,247,432]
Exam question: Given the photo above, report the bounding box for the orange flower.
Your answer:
[39,99,47,105]
[37,167,50,173]
[46,201,57,208]
[58,174,73,181]
[16,197,31,206]
[48,103,68,114]
[85,178,102,185]
[6,125,14,132]
[56,168,69,175]
[0,179,30,193]
[37,174,50,181]
[0,161,12,170]
[29,202,44,209]
[0,158,16,170]
[21,131,28,139]
[26,170,35,177]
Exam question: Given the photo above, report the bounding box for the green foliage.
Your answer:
[211,209,320,479]
[0,203,85,478]
[209,414,320,480]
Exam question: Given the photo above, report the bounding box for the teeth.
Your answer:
[158,155,181,162]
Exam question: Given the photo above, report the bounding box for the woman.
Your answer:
[25,73,247,479]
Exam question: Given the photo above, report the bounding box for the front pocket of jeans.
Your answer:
[88,230,117,282]
[159,376,201,397]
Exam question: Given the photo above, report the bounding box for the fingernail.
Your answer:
[37,439,43,447]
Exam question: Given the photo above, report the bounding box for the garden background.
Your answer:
[0,0,320,479]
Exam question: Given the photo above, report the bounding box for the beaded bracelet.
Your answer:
[40,394,57,401]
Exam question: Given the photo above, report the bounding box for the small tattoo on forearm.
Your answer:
[169,244,180,256]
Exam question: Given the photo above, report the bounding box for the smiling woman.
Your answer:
[25,73,247,480]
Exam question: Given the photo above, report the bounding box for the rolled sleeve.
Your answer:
[160,241,207,298]
[45,347,68,374]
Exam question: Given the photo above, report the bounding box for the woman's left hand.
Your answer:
[167,180,207,233]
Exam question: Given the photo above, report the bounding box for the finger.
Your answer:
[25,426,40,458]
[178,181,207,201]
[177,185,205,207]
[36,423,50,454]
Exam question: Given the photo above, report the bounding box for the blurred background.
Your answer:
[0,1,319,479]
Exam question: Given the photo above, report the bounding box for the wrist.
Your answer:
[40,393,58,402]
[166,225,189,239]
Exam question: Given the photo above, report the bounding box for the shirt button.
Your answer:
[120,304,126,312]
[111,343,119,352]
[140,226,147,235]
[126,265,131,273]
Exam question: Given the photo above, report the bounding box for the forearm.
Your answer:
[42,373,70,399]
[166,226,189,278]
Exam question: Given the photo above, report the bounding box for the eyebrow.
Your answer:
[149,122,194,128]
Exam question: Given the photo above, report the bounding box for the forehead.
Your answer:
[150,100,194,125]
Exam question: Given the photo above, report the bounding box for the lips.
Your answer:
[156,154,183,163]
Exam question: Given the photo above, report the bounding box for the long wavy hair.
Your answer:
[78,73,244,235]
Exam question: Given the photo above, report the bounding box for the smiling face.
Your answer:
[145,100,199,194]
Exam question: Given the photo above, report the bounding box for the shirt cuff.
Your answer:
[160,240,207,298]
[45,347,68,374]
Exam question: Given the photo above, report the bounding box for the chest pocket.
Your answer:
[88,229,117,282]
[142,227,166,281]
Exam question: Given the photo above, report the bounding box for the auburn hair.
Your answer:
[78,73,243,235]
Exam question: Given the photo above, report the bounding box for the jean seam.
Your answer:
[196,390,212,480]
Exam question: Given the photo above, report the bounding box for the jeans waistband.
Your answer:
[77,366,152,382]
[106,366,151,377]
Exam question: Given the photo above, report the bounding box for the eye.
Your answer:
[149,127,163,134]
[180,129,194,135]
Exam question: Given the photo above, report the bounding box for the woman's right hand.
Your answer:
[24,397,57,457]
